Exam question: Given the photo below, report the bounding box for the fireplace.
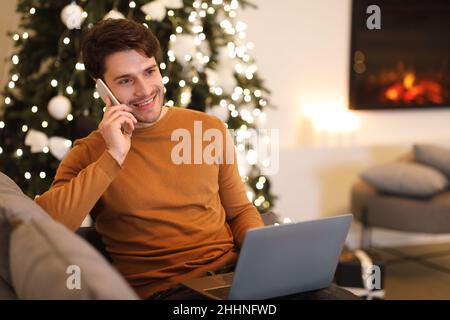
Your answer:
[349,0,450,110]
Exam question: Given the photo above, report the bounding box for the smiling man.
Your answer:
[34,18,264,299]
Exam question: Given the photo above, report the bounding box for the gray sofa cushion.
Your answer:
[10,218,138,299]
[0,272,17,300]
[0,171,49,296]
[360,162,447,197]
[414,144,450,178]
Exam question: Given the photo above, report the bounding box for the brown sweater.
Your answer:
[35,106,264,298]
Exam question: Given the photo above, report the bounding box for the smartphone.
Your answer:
[96,78,132,133]
[96,78,121,105]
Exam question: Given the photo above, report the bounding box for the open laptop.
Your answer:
[182,214,352,300]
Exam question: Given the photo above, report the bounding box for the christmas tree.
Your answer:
[0,0,276,213]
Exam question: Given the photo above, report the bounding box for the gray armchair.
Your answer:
[351,174,450,248]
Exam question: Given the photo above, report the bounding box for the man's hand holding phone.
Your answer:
[97,85,138,166]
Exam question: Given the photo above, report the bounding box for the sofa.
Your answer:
[0,171,138,299]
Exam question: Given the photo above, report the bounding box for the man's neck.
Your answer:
[136,106,168,128]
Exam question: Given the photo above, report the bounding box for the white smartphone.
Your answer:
[96,78,121,105]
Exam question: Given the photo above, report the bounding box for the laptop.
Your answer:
[182,214,352,300]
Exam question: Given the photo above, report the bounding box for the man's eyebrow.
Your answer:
[113,64,158,81]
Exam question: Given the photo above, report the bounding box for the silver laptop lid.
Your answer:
[228,214,352,300]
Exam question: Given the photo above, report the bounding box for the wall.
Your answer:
[0,0,19,104]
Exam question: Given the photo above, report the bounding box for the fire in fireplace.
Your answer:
[349,0,450,110]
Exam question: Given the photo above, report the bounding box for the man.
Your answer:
[35,18,264,299]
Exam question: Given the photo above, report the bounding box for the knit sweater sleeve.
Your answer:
[35,139,122,231]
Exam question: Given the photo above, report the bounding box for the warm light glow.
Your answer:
[403,72,415,89]
[283,217,292,224]
[301,104,360,133]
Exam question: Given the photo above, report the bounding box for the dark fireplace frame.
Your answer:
[349,0,450,110]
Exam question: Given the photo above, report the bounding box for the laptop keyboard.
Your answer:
[204,286,231,299]
[203,273,234,299]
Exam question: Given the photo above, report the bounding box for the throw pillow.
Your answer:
[360,162,447,197]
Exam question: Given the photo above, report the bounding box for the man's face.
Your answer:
[103,49,164,126]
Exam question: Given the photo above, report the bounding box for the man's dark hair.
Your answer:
[81,19,160,79]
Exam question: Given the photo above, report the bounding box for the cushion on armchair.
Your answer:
[360,162,447,197]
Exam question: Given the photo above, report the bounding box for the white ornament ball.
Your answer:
[205,67,236,94]
[169,34,197,65]
[205,68,219,87]
[61,2,85,30]
[104,9,125,20]
[48,95,72,120]
[25,129,49,153]
[207,105,229,123]
[216,67,237,94]
[49,136,71,160]
[170,34,197,65]
[141,0,166,21]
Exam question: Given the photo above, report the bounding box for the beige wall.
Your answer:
[0,0,19,106]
